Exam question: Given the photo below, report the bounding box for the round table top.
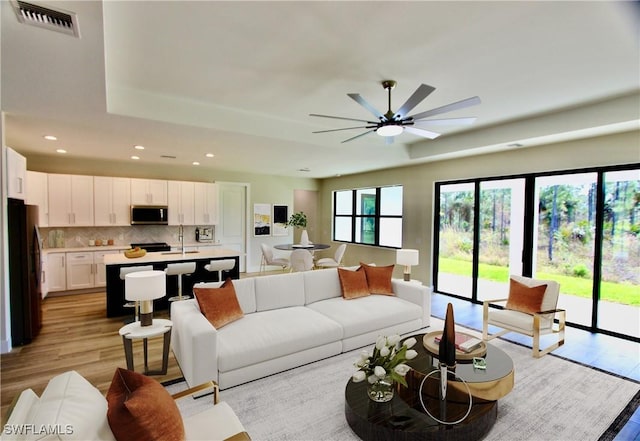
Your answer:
[274,243,330,251]
[119,319,173,339]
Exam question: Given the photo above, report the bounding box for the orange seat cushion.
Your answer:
[360,262,395,295]
[194,278,244,328]
[506,278,548,314]
[107,368,184,441]
[338,267,370,299]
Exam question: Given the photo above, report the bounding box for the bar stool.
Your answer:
[204,259,236,282]
[120,265,154,323]
[164,262,196,303]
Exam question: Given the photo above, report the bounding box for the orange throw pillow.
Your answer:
[106,368,184,441]
[506,278,547,314]
[360,262,395,295]
[338,267,370,299]
[194,278,244,329]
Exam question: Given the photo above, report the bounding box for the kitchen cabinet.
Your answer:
[168,181,195,225]
[6,147,27,200]
[26,170,49,226]
[130,178,168,205]
[94,177,131,226]
[47,174,94,226]
[94,250,119,287]
[194,182,219,225]
[66,252,95,290]
[44,252,66,293]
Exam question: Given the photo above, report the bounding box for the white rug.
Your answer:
[166,323,639,441]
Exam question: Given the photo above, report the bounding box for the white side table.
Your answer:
[119,319,172,375]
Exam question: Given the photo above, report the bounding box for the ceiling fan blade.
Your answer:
[342,129,376,143]
[404,126,441,140]
[408,96,481,121]
[393,84,435,120]
[413,117,477,126]
[312,125,373,134]
[347,94,385,121]
[309,113,378,124]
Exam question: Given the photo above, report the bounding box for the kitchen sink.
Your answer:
[161,250,200,255]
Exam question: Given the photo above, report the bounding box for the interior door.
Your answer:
[217,183,247,272]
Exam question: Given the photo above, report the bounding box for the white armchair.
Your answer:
[482,275,566,358]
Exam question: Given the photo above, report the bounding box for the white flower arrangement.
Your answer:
[352,334,418,387]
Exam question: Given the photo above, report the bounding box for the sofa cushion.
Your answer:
[254,272,306,311]
[360,263,394,295]
[216,306,343,372]
[303,268,342,304]
[506,277,547,314]
[107,368,184,441]
[338,267,370,299]
[3,371,116,441]
[194,279,245,329]
[308,295,423,339]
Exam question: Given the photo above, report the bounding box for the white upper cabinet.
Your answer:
[47,174,94,226]
[26,170,49,226]
[6,147,27,200]
[130,178,168,205]
[94,177,131,226]
[168,181,195,225]
[194,182,219,225]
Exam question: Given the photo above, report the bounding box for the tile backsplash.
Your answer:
[40,225,208,249]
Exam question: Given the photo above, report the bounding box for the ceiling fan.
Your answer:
[310,80,480,143]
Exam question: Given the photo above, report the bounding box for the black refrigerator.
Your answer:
[7,198,42,345]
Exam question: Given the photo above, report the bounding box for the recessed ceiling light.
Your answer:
[134,145,145,150]
[131,155,140,160]
[56,149,66,154]
[44,135,57,141]
[205,153,214,158]
[192,161,200,166]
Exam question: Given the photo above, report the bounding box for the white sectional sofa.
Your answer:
[171,268,431,389]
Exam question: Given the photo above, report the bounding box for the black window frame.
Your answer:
[332,185,403,248]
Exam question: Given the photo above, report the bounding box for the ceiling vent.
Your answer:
[11,0,80,38]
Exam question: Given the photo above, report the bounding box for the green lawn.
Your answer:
[438,257,639,306]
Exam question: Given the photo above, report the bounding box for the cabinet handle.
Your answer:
[17,177,23,194]
[42,271,46,283]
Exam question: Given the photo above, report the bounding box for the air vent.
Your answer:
[11,0,80,38]
[161,155,177,159]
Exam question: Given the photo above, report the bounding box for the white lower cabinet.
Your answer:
[46,250,120,293]
[44,253,66,294]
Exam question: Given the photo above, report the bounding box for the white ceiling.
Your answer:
[2,1,639,179]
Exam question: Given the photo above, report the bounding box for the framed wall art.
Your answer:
[253,203,271,236]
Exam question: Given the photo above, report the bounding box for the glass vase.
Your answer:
[367,375,394,402]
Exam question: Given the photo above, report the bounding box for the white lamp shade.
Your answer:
[377,125,404,137]
[125,270,166,301]
[396,249,419,266]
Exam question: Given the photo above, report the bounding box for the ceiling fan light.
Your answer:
[376,125,403,137]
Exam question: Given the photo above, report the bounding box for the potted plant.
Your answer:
[287,212,309,245]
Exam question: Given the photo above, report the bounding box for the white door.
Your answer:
[217,183,247,272]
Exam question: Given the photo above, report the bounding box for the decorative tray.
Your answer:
[422,330,487,360]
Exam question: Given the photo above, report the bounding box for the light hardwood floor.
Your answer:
[0,292,183,421]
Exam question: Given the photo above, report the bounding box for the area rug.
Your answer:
[165,322,639,441]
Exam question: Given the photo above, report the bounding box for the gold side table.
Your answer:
[118,319,172,375]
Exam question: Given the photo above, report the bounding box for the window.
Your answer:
[333,185,403,248]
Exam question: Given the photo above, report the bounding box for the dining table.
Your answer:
[274,243,331,251]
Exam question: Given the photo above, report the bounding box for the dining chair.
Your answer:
[316,244,347,269]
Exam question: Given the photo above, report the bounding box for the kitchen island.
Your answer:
[105,248,242,317]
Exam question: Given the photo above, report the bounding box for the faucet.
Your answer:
[178,224,184,255]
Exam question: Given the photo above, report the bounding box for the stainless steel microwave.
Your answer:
[130,205,168,225]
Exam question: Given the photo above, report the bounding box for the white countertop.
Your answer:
[104,247,242,266]
[42,242,222,255]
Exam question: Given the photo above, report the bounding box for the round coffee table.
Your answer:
[344,333,514,440]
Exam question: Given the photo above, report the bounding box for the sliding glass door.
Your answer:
[433,164,639,341]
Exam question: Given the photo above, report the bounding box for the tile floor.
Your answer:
[431,293,640,440]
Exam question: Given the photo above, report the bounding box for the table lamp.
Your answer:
[396,249,419,281]
[125,270,166,326]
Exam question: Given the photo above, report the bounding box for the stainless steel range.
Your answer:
[130,242,171,252]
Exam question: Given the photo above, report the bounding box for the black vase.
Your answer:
[439,303,457,368]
